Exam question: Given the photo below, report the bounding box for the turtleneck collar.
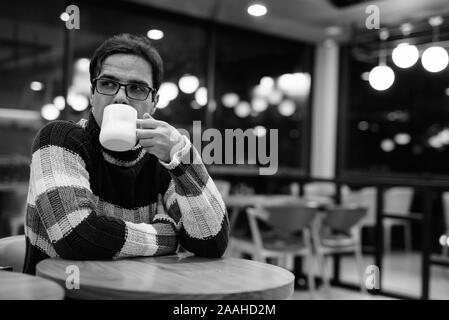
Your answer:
[84,110,146,165]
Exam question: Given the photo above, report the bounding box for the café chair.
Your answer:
[229,204,318,297]
[214,179,231,197]
[303,182,336,205]
[383,187,414,252]
[0,235,26,272]
[342,186,414,252]
[312,205,367,296]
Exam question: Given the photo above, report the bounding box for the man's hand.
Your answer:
[136,113,185,163]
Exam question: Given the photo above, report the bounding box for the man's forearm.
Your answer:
[161,140,229,257]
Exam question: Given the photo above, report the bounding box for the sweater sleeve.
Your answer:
[28,121,178,260]
[159,136,229,258]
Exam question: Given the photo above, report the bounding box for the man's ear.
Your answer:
[89,84,94,107]
[151,93,159,115]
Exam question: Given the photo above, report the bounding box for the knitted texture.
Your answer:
[23,112,229,274]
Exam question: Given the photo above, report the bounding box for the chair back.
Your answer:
[214,180,231,197]
[342,187,376,226]
[323,206,367,233]
[383,187,414,216]
[0,235,26,272]
[248,204,318,233]
[303,182,336,205]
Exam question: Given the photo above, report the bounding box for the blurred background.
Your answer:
[1,0,449,299]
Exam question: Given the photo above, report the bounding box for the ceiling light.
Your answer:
[267,89,283,105]
[422,16,448,72]
[251,97,268,112]
[361,72,370,81]
[67,92,89,111]
[369,66,395,91]
[60,12,70,22]
[41,104,60,121]
[234,101,251,118]
[380,139,395,152]
[369,29,395,91]
[392,43,419,69]
[159,82,178,101]
[156,96,170,109]
[147,29,164,40]
[358,121,369,131]
[247,4,267,17]
[30,81,44,91]
[394,133,411,145]
[53,96,66,110]
[421,46,449,72]
[278,99,296,117]
[253,126,267,137]
[222,93,239,108]
[178,74,199,94]
[75,58,90,73]
[194,87,208,106]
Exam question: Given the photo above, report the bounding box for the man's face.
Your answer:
[91,53,156,127]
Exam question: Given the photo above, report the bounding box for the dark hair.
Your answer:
[89,33,163,91]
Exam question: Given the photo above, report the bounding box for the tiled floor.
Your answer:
[289,251,449,300]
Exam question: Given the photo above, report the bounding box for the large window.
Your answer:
[340,36,449,177]
[0,0,65,181]
[214,26,313,171]
[0,0,314,182]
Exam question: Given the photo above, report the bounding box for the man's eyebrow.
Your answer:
[99,74,151,86]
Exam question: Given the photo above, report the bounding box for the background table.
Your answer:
[0,271,64,300]
[36,253,294,300]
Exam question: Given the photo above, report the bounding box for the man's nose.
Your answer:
[112,86,130,105]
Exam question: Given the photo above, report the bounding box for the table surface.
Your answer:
[0,271,65,300]
[36,253,294,300]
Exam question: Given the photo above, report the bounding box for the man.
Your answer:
[23,33,229,274]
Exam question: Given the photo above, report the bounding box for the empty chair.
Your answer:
[0,235,26,272]
[303,182,336,205]
[214,179,231,197]
[229,203,319,297]
[342,186,377,227]
[312,205,367,296]
[342,186,414,252]
[383,187,414,252]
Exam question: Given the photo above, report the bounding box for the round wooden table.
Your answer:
[0,271,65,300]
[36,253,294,300]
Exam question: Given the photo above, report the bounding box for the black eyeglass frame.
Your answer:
[92,77,157,101]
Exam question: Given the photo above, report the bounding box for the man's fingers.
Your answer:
[138,138,155,148]
[136,118,161,129]
[136,128,157,139]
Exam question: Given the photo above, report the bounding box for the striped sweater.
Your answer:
[23,111,229,274]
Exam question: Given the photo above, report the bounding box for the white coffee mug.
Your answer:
[99,104,137,152]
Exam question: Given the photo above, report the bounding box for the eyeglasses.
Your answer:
[92,78,156,101]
